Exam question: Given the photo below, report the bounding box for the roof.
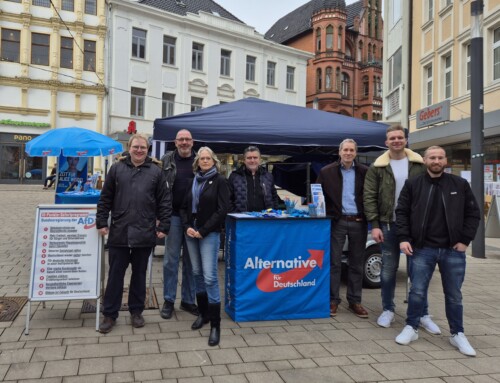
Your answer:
[265,0,363,44]
[138,0,244,24]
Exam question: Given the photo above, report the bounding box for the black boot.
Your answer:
[208,302,221,347]
[191,292,209,330]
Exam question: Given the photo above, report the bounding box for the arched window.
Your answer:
[336,67,341,91]
[358,41,363,62]
[372,45,376,61]
[326,25,333,50]
[338,26,342,51]
[362,76,369,97]
[316,28,321,52]
[316,68,322,91]
[345,44,352,58]
[325,67,332,90]
[368,43,372,62]
[341,73,350,97]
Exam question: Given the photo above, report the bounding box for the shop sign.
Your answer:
[0,119,50,128]
[416,100,450,129]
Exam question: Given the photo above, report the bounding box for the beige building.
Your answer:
[406,0,500,178]
[0,0,106,184]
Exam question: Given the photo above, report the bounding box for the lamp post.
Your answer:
[470,0,485,258]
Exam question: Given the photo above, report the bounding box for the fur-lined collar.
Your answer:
[373,148,423,167]
[117,152,162,166]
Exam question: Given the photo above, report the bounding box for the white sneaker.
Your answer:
[377,310,395,328]
[450,333,476,357]
[396,325,419,345]
[419,315,441,335]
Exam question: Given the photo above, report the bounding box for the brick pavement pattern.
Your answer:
[1,184,500,382]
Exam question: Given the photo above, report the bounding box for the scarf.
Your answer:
[191,166,218,213]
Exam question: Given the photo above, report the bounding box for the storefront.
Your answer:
[0,132,43,184]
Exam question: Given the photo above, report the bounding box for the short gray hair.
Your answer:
[339,138,357,152]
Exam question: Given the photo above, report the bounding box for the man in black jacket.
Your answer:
[96,134,172,333]
[317,139,369,318]
[394,146,480,356]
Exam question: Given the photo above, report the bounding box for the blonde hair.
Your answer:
[127,134,149,149]
[193,146,221,172]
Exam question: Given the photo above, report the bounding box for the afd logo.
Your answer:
[42,150,52,156]
[77,217,96,229]
[76,150,88,156]
[244,250,324,293]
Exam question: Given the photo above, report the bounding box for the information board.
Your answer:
[28,204,101,301]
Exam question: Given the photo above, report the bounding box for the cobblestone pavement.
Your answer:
[1,184,500,382]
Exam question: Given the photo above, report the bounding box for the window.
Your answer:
[246,55,256,82]
[132,28,146,59]
[162,93,175,117]
[1,29,20,63]
[390,0,402,28]
[85,0,96,15]
[31,33,50,66]
[316,28,321,51]
[362,76,369,97]
[336,67,340,91]
[60,37,73,69]
[341,73,350,97]
[444,54,452,99]
[326,26,333,50]
[5,0,21,2]
[494,28,500,81]
[131,87,145,117]
[267,61,276,86]
[163,36,176,65]
[83,40,96,71]
[425,64,433,106]
[192,42,203,71]
[191,97,203,112]
[220,49,231,77]
[325,67,332,90]
[466,44,471,91]
[286,66,295,90]
[373,76,382,97]
[62,0,74,11]
[338,27,342,51]
[32,0,49,7]
[362,113,368,120]
[368,43,372,62]
[427,0,434,21]
[316,68,322,91]
[387,48,402,90]
[358,41,363,61]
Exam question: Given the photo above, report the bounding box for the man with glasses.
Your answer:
[159,129,198,319]
[228,146,279,212]
[97,134,171,333]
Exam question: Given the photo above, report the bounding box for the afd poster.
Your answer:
[56,155,88,193]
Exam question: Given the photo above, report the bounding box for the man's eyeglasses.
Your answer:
[131,145,148,150]
[176,138,193,142]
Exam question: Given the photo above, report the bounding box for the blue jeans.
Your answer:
[380,222,428,314]
[163,215,195,304]
[185,231,221,304]
[406,247,465,334]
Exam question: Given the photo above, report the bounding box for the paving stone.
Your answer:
[227,362,267,374]
[17,378,63,383]
[134,369,163,381]
[42,359,79,378]
[217,334,248,348]
[242,333,276,346]
[289,359,317,369]
[0,348,34,364]
[105,372,134,383]
[371,352,412,363]
[31,346,67,362]
[265,360,293,370]
[442,377,472,383]
[78,357,112,375]
[246,371,285,383]
[0,341,25,351]
[340,363,386,382]
[5,362,45,380]
[323,340,387,356]
[347,354,377,364]
[62,337,99,346]
[460,357,500,374]
[320,329,358,342]
[177,350,211,367]
[270,330,330,345]
[65,343,129,359]
[207,348,243,364]
[237,345,302,362]
[129,340,160,355]
[158,337,215,352]
[429,359,477,376]
[113,353,179,372]
[176,376,211,382]
[405,351,435,361]
[212,374,249,383]
[372,360,448,380]
[467,376,499,383]
[279,366,354,382]
[0,364,8,381]
[25,339,63,349]
[313,356,352,367]
[201,364,230,376]
[61,374,105,383]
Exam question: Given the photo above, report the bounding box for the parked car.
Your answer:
[342,233,382,289]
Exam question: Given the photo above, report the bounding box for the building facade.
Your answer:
[106,0,312,143]
[265,0,383,120]
[0,0,106,183]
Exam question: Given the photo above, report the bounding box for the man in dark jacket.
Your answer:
[96,134,172,334]
[228,146,279,212]
[159,129,198,319]
[317,139,369,319]
[394,146,480,356]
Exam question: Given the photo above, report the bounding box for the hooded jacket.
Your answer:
[96,154,172,247]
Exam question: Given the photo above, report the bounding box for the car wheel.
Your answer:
[363,246,382,288]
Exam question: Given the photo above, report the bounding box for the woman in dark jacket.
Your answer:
[180,146,229,346]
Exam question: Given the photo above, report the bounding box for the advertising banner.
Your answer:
[56,154,88,193]
[225,216,330,322]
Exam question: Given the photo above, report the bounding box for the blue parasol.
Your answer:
[25,126,123,157]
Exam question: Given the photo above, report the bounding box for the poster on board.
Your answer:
[56,155,88,193]
[28,204,101,301]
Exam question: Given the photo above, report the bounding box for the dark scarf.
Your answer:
[191,166,217,213]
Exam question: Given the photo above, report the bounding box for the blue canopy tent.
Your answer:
[152,97,388,157]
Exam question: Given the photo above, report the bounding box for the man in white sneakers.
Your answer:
[394,146,480,356]
[364,125,440,334]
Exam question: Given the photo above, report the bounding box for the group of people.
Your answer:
[96,130,279,347]
[95,125,480,356]
[318,125,480,357]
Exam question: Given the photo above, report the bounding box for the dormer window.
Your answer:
[212,10,220,16]
[284,26,289,30]
[175,0,186,7]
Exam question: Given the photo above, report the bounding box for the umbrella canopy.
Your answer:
[25,127,123,157]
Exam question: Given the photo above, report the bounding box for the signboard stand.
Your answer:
[26,204,102,335]
[486,195,500,238]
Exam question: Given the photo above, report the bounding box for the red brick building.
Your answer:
[265,0,383,120]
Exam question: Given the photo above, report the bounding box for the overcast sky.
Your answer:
[215,0,359,35]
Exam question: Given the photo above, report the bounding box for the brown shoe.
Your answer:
[131,313,145,328]
[349,303,369,318]
[330,302,338,317]
[99,317,116,333]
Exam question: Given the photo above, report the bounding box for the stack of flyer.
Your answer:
[310,184,326,217]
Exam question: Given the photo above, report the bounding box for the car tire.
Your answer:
[363,246,382,289]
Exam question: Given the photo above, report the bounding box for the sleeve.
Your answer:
[156,170,172,235]
[96,165,116,229]
[460,180,481,245]
[270,175,280,210]
[198,176,230,238]
[228,173,237,213]
[363,165,380,228]
[395,180,412,243]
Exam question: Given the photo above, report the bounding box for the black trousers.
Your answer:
[102,246,152,319]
